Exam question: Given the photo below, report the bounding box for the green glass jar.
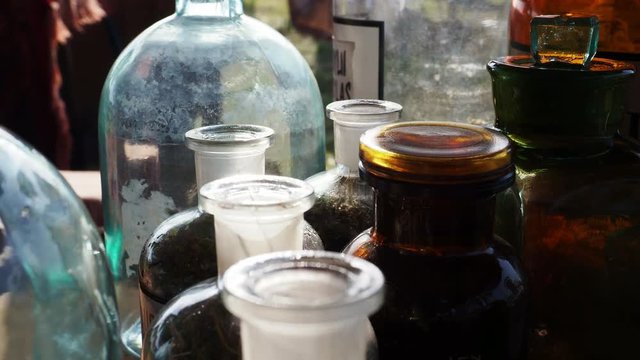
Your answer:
[488,14,640,359]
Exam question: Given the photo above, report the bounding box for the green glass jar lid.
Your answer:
[359,121,513,185]
[185,124,275,153]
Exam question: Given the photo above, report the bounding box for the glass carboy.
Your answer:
[98,0,326,348]
[305,99,401,252]
[345,121,527,359]
[142,175,316,359]
[222,250,385,360]
[488,14,640,359]
[0,128,120,359]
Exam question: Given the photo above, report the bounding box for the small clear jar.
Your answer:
[142,175,317,359]
[305,100,401,251]
[222,250,385,360]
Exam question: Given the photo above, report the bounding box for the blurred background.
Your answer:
[0,0,333,170]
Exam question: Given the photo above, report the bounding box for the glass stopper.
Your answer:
[531,14,599,68]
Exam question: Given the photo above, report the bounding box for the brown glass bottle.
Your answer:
[345,122,527,360]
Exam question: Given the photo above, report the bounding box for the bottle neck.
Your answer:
[215,213,305,275]
[333,123,370,173]
[194,151,266,189]
[240,319,369,360]
[176,0,243,18]
[372,189,496,253]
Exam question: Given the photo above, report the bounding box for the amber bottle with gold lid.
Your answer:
[489,15,640,359]
[345,121,527,360]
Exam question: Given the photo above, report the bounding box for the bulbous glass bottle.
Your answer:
[0,128,120,359]
[142,175,317,359]
[305,99,401,252]
[489,14,640,359]
[135,125,322,357]
[345,122,527,359]
[222,250,385,360]
[98,0,326,342]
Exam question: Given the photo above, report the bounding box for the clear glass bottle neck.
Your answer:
[333,123,371,173]
[222,251,384,360]
[199,176,314,275]
[372,189,496,253]
[194,151,266,189]
[176,0,243,18]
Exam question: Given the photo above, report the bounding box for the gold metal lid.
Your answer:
[359,121,513,186]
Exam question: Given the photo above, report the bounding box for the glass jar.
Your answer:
[345,121,527,359]
[332,0,510,125]
[305,99,401,252]
[142,175,316,359]
[488,14,640,359]
[0,128,120,359]
[222,250,385,360]
[508,0,640,137]
[98,0,326,338]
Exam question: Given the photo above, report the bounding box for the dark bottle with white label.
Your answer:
[345,121,527,359]
[332,0,510,125]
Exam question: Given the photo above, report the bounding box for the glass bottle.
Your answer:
[345,121,527,359]
[142,175,316,359]
[133,125,323,357]
[488,14,640,359]
[508,0,640,138]
[305,99,401,252]
[332,0,510,125]
[0,128,120,359]
[133,125,266,351]
[222,250,385,360]
[98,0,326,337]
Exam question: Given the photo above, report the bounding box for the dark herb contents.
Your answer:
[305,99,401,252]
[345,121,527,360]
[305,173,373,251]
[488,14,640,360]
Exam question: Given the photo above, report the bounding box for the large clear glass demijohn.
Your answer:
[98,0,326,347]
[0,128,120,359]
[305,99,401,252]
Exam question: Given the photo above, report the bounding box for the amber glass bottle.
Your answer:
[509,0,640,137]
[345,122,527,360]
[489,14,640,359]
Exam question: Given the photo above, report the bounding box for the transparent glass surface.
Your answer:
[0,128,120,359]
[222,251,384,360]
[305,166,373,252]
[98,0,325,350]
[333,0,510,125]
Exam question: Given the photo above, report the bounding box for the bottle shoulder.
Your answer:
[139,208,217,300]
[143,277,240,360]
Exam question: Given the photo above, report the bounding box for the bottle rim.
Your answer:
[185,124,275,153]
[359,121,514,188]
[222,250,385,323]
[327,99,402,127]
[198,175,315,219]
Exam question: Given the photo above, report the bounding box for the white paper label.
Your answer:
[333,17,384,101]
